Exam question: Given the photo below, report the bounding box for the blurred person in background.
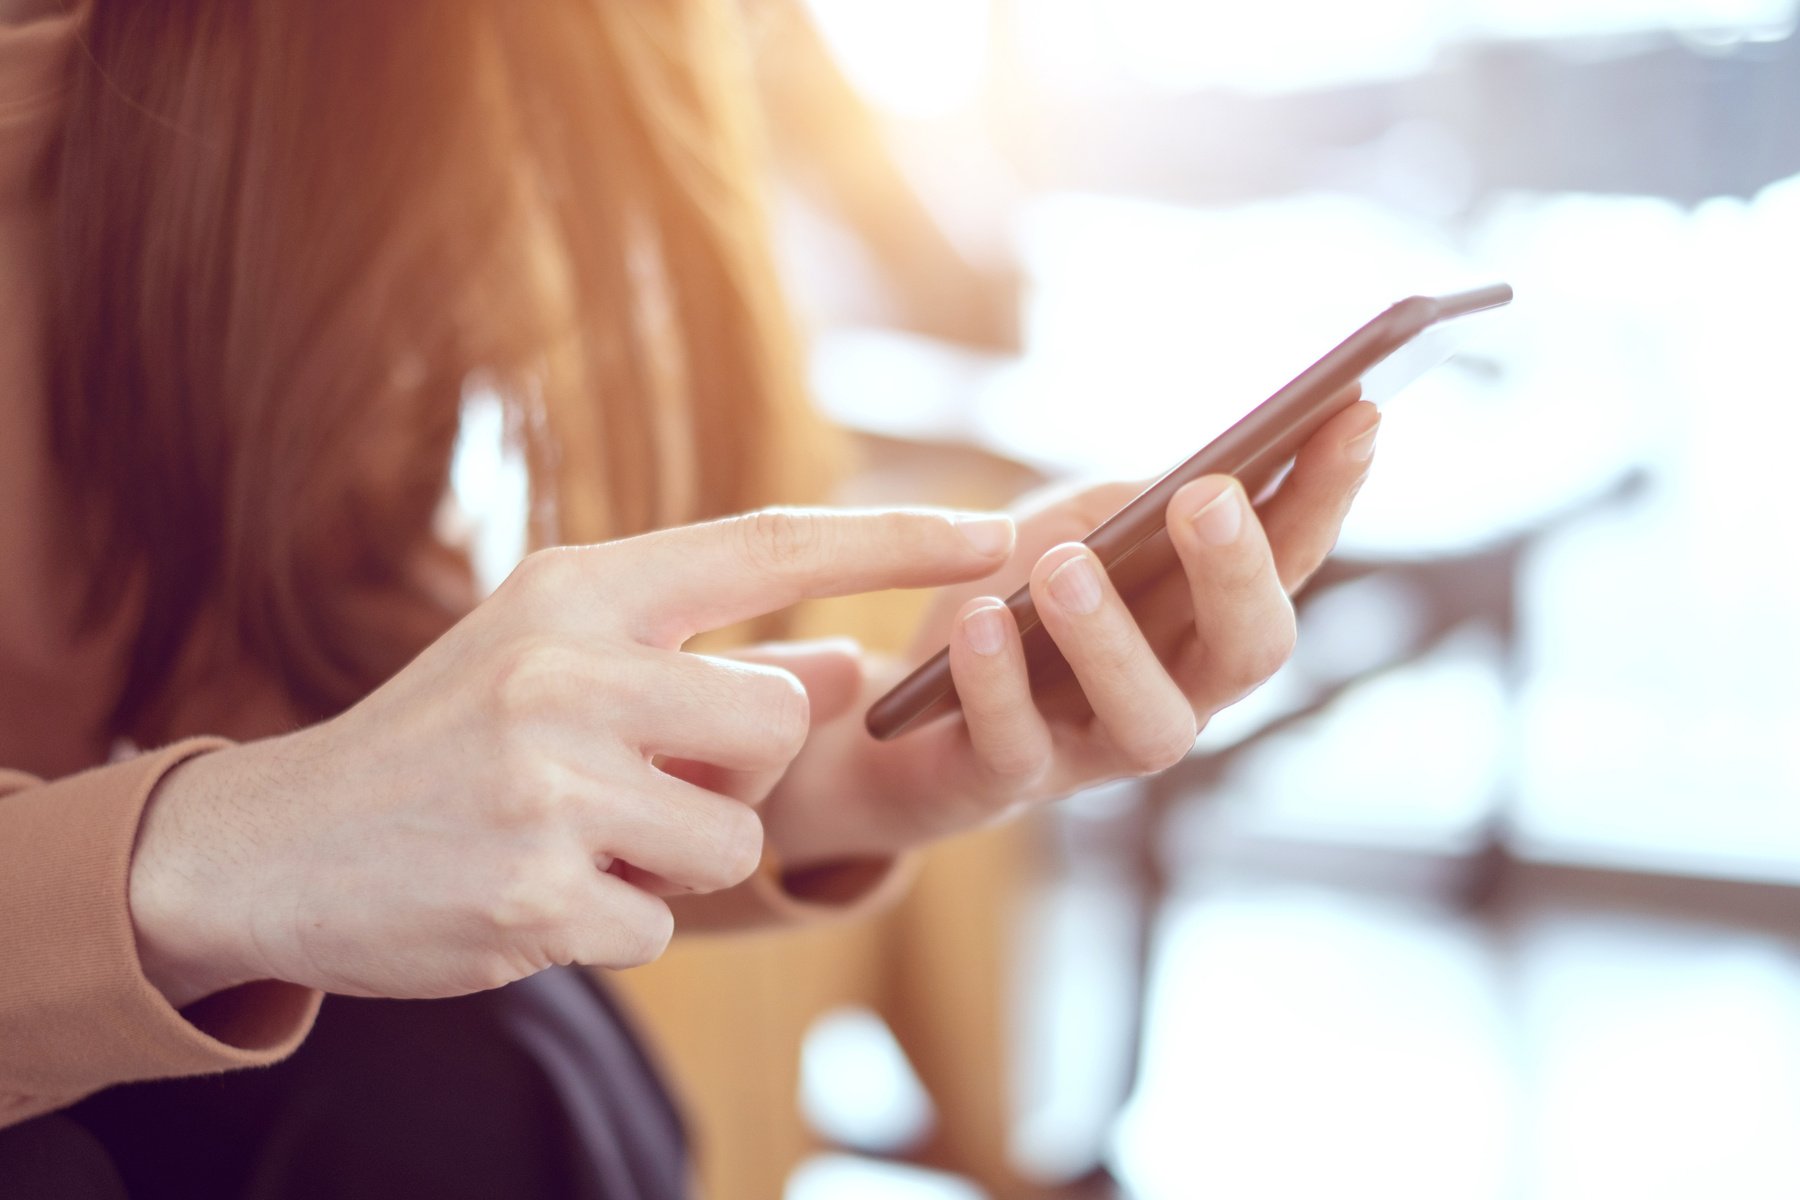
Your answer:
[0,1,1381,1197]
[747,0,1022,352]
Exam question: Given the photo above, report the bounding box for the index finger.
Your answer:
[609,507,1016,646]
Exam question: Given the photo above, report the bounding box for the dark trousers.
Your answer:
[10,968,687,1200]
[0,1114,129,1199]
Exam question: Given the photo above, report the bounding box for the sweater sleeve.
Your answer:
[0,739,321,1131]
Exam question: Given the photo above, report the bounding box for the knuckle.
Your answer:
[1256,613,1301,677]
[1229,607,1298,688]
[1081,627,1140,679]
[1214,544,1272,594]
[711,804,766,889]
[473,957,524,993]
[491,762,576,829]
[982,738,1049,785]
[491,783,548,829]
[752,669,811,756]
[486,852,575,936]
[741,508,827,577]
[506,548,578,606]
[1122,714,1198,776]
[889,509,948,556]
[487,638,571,730]
[615,899,675,967]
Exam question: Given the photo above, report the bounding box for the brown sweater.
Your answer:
[0,7,897,1133]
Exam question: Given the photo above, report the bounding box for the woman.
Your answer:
[0,0,1382,1195]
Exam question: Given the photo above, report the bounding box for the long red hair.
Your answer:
[47,0,836,741]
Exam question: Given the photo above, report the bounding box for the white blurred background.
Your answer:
[777,1,1800,1196]
[470,1,1800,1195]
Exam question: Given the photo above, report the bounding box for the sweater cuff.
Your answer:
[0,738,321,1122]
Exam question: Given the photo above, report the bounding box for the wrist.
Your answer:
[128,745,270,1009]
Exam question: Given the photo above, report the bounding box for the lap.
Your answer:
[63,969,686,1200]
[0,1114,128,1200]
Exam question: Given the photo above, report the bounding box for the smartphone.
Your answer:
[864,283,1514,741]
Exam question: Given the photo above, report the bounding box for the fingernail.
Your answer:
[1190,483,1243,546]
[1047,554,1103,615]
[955,514,1015,557]
[1344,416,1381,463]
[963,604,1007,656]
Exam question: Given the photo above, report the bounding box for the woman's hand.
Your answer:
[126,508,1016,1008]
[760,401,1381,868]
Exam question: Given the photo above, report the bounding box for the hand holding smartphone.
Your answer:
[864,284,1513,741]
